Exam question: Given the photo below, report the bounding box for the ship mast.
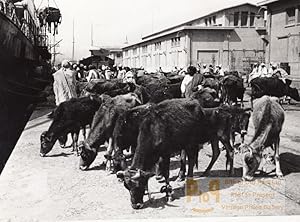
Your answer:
[72,19,75,61]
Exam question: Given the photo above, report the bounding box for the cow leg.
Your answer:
[203,139,220,176]
[72,132,79,155]
[58,135,67,148]
[104,137,114,172]
[155,157,164,181]
[240,95,244,108]
[159,155,173,201]
[242,154,250,179]
[186,146,198,178]
[177,149,186,181]
[82,126,87,140]
[221,138,234,176]
[274,137,283,179]
[104,137,113,159]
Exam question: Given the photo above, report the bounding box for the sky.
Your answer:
[35,0,261,63]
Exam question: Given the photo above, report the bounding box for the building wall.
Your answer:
[123,33,189,72]
[189,27,265,72]
[122,4,265,74]
[265,0,300,82]
[108,52,122,66]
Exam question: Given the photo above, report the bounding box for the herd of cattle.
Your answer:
[40,71,300,209]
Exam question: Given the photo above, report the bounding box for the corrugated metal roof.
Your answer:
[142,2,258,40]
[122,26,234,49]
[258,0,280,6]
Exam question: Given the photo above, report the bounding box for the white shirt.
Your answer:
[180,74,193,95]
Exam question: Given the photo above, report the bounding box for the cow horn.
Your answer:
[131,169,141,180]
[131,93,142,105]
[116,171,125,178]
[247,145,253,157]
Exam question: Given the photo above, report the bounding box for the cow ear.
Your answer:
[47,110,55,119]
[286,79,292,86]
[90,94,103,105]
[142,171,155,179]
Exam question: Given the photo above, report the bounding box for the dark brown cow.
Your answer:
[40,95,102,157]
[78,93,142,170]
[117,99,249,209]
[250,77,300,106]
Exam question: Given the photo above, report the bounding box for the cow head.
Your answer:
[79,142,97,170]
[117,93,142,107]
[117,169,155,209]
[240,144,262,181]
[40,131,56,157]
[287,87,300,101]
[233,108,251,139]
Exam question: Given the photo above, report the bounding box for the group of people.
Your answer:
[248,62,289,83]
[52,60,138,106]
[176,63,225,77]
[180,64,224,98]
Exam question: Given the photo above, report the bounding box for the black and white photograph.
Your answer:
[0,0,300,221]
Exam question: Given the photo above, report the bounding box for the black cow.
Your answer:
[78,93,142,170]
[116,99,249,209]
[40,95,102,157]
[83,79,134,95]
[240,96,285,181]
[250,77,300,106]
[222,74,245,107]
[190,87,220,108]
[111,103,153,171]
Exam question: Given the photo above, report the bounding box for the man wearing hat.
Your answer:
[52,59,77,106]
[123,70,136,84]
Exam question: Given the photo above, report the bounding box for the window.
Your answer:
[205,18,208,26]
[234,12,239,26]
[213,16,216,24]
[209,17,212,25]
[125,50,128,56]
[171,37,180,47]
[142,45,148,53]
[116,53,121,58]
[241,11,248,26]
[133,48,137,55]
[286,7,295,25]
[250,12,255,26]
[155,42,161,51]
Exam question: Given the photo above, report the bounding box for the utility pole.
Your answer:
[72,19,75,61]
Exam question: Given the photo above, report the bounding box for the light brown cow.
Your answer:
[241,95,284,181]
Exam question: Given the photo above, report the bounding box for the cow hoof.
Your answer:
[202,171,210,177]
[242,175,253,181]
[79,165,88,171]
[275,174,284,180]
[176,176,185,182]
[104,154,113,160]
[164,195,174,202]
[155,175,163,180]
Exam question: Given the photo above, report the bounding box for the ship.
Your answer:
[0,0,58,172]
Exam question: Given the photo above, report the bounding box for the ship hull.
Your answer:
[0,12,51,172]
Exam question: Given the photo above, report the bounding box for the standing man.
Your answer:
[52,59,77,147]
[53,59,77,106]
